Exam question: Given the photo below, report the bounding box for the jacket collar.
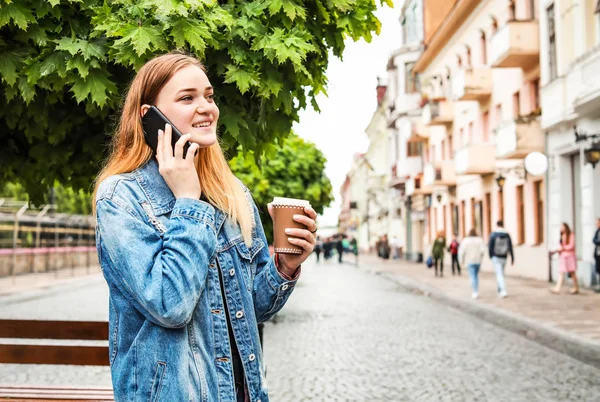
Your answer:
[133,159,227,232]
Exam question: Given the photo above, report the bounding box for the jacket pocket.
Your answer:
[149,361,167,402]
[235,237,264,291]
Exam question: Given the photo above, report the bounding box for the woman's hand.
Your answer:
[156,124,201,200]
[268,204,318,277]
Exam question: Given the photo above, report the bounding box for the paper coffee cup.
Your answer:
[272,197,311,254]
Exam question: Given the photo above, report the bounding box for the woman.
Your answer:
[458,229,485,299]
[431,231,446,277]
[550,222,579,294]
[93,53,317,402]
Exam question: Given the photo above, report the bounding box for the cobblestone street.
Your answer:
[1,259,600,401]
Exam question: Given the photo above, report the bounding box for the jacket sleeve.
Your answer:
[563,234,575,251]
[594,231,600,245]
[488,233,495,258]
[248,199,299,323]
[96,196,217,328]
[508,235,515,263]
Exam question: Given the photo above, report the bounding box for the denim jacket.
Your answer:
[95,160,298,402]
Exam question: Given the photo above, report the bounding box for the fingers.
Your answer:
[287,236,314,252]
[303,206,318,220]
[174,133,191,160]
[185,142,199,161]
[285,228,316,244]
[293,214,316,232]
[163,124,173,158]
[267,203,274,221]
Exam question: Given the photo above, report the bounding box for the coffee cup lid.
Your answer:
[272,197,311,208]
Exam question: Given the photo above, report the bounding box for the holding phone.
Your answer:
[142,106,192,157]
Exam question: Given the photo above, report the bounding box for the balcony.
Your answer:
[489,20,539,69]
[541,77,567,129]
[406,176,432,196]
[451,68,492,102]
[573,44,600,114]
[397,157,423,178]
[421,100,453,126]
[423,161,456,187]
[455,144,496,175]
[495,118,544,159]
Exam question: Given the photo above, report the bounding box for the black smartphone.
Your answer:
[142,106,192,157]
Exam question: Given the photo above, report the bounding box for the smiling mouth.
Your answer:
[192,122,211,128]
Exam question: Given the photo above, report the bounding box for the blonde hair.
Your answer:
[93,52,254,246]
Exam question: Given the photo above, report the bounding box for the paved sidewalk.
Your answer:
[355,253,600,368]
[0,265,102,297]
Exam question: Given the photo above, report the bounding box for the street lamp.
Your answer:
[436,193,443,203]
[584,142,600,168]
[574,125,600,169]
[495,174,506,191]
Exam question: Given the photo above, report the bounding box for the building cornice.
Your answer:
[413,0,481,74]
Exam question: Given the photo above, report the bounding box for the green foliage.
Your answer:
[0,182,91,215]
[0,0,390,204]
[229,134,333,243]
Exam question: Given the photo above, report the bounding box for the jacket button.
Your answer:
[249,353,256,361]
[229,269,235,276]
[235,310,244,319]
[281,284,289,291]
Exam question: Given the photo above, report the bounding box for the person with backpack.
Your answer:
[488,221,514,298]
[448,233,461,276]
[431,231,446,277]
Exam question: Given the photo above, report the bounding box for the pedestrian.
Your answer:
[315,236,323,263]
[93,52,317,402]
[378,234,390,261]
[488,221,514,298]
[431,231,446,277]
[550,222,580,295]
[336,235,344,264]
[448,233,461,275]
[594,218,600,289]
[459,229,485,299]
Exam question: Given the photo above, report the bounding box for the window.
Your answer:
[534,180,544,244]
[508,1,516,21]
[457,55,463,67]
[470,198,476,231]
[407,141,421,157]
[513,91,521,118]
[495,104,503,128]
[548,4,557,81]
[441,139,447,160]
[482,111,490,142]
[480,31,487,65]
[475,200,483,236]
[466,46,472,67]
[460,200,466,238]
[491,17,498,34]
[531,78,540,111]
[529,0,536,19]
[451,202,459,235]
[516,184,525,244]
[443,205,448,235]
[485,192,492,239]
[405,62,417,93]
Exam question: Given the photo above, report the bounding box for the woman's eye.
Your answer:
[207,94,215,101]
[181,96,193,101]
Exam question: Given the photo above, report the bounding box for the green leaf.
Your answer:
[71,70,117,107]
[18,76,36,104]
[224,65,260,94]
[55,38,106,61]
[114,21,167,56]
[282,0,306,21]
[0,2,36,30]
[66,55,100,79]
[0,49,25,85]
[169,18,210,55]
[48,0,61,7]
[39,52,69,78]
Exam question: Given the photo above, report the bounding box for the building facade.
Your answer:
[412,0,548,280]
[540,0,600,286]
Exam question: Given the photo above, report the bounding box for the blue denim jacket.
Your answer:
[95,160,298,402]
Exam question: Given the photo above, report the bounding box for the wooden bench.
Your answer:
[0,319,113,401]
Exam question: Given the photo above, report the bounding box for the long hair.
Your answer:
[93,52,254,246]
[560,222,571,245]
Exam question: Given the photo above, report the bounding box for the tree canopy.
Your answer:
[0,0,391,203]
[230,134,333,243]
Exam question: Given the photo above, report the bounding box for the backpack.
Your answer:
[426,256,433,268]
[493,235,509,257]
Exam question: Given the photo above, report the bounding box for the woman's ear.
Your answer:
[140,104,151,118]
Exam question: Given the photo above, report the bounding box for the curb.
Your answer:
[375,270,600,370]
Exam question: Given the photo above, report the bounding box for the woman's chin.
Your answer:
[190,133,217,148]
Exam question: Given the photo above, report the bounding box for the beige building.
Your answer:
[413,0,547,280]
[540,0,600,286]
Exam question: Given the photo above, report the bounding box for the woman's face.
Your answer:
[145,65,220,148]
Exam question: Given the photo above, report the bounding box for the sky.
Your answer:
[294,5,403,227]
